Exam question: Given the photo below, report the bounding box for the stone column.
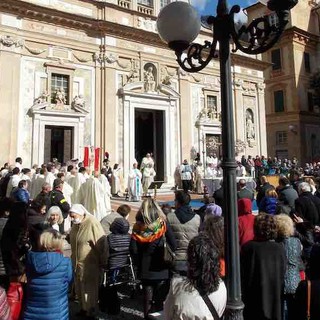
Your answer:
[179,76,193,160]
[256,82,267,155]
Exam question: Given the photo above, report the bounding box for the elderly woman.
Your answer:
[45,206,64,233]
[275,214,303,320]
[23,230,73,320]
[131,198,176,319]
[241,213,286,320]
[69,204,106,320]
[164,233,227,319]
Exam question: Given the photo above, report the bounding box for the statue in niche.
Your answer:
[144,65,156,92]
[32,91,50,110]
[72,94,88,114]
[54,87,66,110]
[246,110,255,141]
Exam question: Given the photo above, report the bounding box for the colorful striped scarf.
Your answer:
[132,217,166,243]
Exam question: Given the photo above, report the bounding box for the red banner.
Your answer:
[94,147,100,172]
[83,146,89,167]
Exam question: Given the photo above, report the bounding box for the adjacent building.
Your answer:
[246,0,320,164]
[0,0,268,184]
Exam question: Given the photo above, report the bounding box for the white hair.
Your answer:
[298,182,311,193]
[46,206,63,224]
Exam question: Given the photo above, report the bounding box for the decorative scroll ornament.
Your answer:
[0,35,24,48]
[25,45,46,55]
[235,139,247,154]
[73,53,92,63]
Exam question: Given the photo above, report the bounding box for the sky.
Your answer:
[190,0,257,22]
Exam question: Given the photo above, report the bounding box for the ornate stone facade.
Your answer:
[0,0,268,184]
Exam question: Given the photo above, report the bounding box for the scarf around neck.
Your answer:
[132,217,166,243]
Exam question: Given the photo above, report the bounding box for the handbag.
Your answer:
[163,236,175,265]
[7,282,24,320]
[199,291,221,320]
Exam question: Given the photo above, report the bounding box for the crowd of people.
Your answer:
[0,154,319,320]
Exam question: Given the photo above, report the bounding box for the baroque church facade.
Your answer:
[0,0,268,184]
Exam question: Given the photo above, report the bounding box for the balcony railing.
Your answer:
[118,0,131,10]
[137,3,153,15]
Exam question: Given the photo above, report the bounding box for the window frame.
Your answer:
[304,52,311,73]
[271,48,282,71]
[44,63,75,107]
[274,90,285,112]
[276,131,288,145]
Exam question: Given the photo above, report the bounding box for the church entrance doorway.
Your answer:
[44,126,73,163]
[135,109,165,181]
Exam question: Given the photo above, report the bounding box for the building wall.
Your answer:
[0,0,268,183]
[246,0,320,163]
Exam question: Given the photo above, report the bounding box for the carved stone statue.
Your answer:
[32,91,50,110]
[54,87,66,110]
[246,111,255,141]
[72,94,88,114]
[144,66,156,92]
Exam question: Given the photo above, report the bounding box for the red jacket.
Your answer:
[238,198,255,247]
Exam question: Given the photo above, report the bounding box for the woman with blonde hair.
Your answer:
[45,206,64,233]
[275,214,303,320]
[304,176,316,195]
[131,198,176,319]
[23,230,73,319]
[259,187,278,215]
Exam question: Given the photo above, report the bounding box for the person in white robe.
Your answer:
[6,167,21,198]
[140,153,156,195]
[194,162,204,194]
[45,165,56,189]
[98,172,111,213]
[30,169,46,199]
[68,169,85,204]
[128,163,142,202]
[77,174,108,221]
[111,164,122,197]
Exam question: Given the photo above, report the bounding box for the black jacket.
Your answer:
[130,222,176,281]
[278,185,299,208]
[238,187,254,201]
[295,192,320,226]
[49,190,70,218]
[256,182,272,206]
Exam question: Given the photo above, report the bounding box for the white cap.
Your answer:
[69,204,91,216]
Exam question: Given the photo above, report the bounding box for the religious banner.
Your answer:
[83,146,100,172]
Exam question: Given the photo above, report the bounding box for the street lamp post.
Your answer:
[157,0,297,319]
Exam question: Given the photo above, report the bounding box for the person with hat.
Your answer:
[49,179,70,219]
[69,204,106,320]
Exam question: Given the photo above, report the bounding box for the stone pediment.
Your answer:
[118,81,180,100]
[29,104,87,117]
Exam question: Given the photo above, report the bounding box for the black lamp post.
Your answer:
[157,0,297,319]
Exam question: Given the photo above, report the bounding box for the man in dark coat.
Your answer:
[213,180,224,209]
[241,214,286,320]
[278,176,298,208]
[237,179,254,201]
[49,179,70,218]
[256,175,272,207]
[295,182,320,226]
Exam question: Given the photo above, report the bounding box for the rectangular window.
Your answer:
[274,90,284,112]
[160,0,171,8]
[51,74,69,104]
[304,52,311,73]
[138,0,153,6]
[271,49,281,70]
[207,95,217,110]
[308,92,314,112]
[276,131,288,145]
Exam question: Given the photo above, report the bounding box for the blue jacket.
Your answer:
[259,196,278,215]
[23,251,73,320]
[12,188,29,204]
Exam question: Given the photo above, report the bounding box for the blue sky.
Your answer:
[191,0,256,22]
